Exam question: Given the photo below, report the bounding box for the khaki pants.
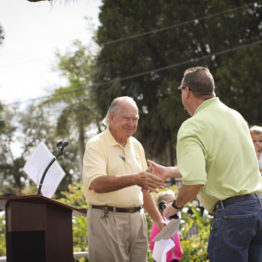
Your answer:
[87,207,148,262]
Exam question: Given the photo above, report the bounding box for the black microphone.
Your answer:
[57,141,68,150]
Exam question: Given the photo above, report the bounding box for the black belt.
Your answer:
[214,193,262,212]
[91,205,142,213]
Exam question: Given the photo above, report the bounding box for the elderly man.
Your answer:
[82,96,165,262]
[150,67,262,262]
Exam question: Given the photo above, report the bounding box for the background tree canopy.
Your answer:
[91,0,262,164]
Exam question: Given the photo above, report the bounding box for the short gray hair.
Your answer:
[102,96,137,126]
[183,66,215,99]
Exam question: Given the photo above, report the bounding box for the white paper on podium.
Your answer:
[153,218,180,241]
[152,238,175,262]
[23,142,65,198]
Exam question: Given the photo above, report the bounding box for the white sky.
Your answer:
[0,0,101,105]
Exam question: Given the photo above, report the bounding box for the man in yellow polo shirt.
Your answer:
[150,67,262,262]
[82,96,165,262]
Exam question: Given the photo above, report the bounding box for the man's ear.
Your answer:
[185,87,191,98]
[109,112,114,121]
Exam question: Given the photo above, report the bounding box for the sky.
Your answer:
[0,0,101,105]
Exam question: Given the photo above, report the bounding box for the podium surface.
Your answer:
[0,195,86,262]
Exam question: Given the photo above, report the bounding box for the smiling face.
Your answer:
[109,98,139,146]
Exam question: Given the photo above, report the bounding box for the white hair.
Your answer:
[102,96,138,126]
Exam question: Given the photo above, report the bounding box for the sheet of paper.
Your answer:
[152,238,175,262]
[153,218,180,241]
[23,142,65,198]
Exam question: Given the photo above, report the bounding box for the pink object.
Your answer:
[149,218,183,261]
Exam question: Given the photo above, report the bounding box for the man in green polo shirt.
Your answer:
[150,67,262,262]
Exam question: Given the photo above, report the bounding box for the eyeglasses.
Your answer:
[178,86,186,93]
[178,86,191,93]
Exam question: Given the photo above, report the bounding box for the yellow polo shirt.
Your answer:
[177,97,262,213]
[82,128,147,207]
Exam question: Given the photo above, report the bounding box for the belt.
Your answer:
[91,205,142,213]
[214,193,262,212]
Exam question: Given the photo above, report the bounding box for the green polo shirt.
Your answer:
[177,97,262,212]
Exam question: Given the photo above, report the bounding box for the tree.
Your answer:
[18,102,82,195]
[91,0,262,164]
[0,104,26,195]
[42,40,101,176]
[0,101,81,196]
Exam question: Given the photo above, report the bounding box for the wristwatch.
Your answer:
[171,200,183,211]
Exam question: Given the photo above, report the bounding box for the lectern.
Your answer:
[0,195,86,262]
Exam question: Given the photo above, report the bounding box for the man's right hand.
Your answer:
[147,160,182,180]
[147,160,170,181]
[136,171,165,192]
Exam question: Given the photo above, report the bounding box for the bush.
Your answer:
[56,183,88,262]
[0,213,6,256]
[179,201,211,262]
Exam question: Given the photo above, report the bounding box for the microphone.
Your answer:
[57,141,68,150]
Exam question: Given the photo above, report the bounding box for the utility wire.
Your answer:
[101,1,262,46]
[2,1,262,105]
[5,37,262,107]
[0,0,260,68]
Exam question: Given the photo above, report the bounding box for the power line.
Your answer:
[0,1,260,69]
[2,1,262,106]
[101,1,262,46]
[5,37,262,107]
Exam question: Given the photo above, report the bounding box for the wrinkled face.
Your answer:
[109,101,139,143]
[251,133,262,152]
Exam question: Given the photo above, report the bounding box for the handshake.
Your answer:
[138,160,181,193]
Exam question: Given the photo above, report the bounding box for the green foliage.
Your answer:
[56,182,89,261]
[16,103,80,196]
[42,40,101,179]
[0,213,6,256]
[0,104,28,195]
[180,203,211,262]
[92,0,262,163]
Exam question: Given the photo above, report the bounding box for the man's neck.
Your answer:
[191,95,216,115]
[109,127,127,146]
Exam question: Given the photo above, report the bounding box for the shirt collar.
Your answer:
[105,127,131,147]
[194,97,219,115]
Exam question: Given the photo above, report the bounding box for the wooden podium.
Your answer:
[0,195,86,262]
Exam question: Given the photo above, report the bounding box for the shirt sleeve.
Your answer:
[177,121,207,185]
[136,140,148,170]
[82,141,107,190]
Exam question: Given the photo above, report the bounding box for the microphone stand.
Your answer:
[37,141,68,195]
